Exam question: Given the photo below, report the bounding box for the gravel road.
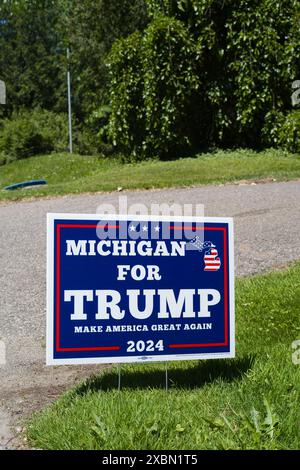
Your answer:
[0,180,300,447]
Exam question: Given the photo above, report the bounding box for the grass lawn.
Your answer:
[1,148,300,202]
[27,262,300,450]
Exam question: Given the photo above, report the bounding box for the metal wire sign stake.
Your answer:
[118,365,122,391]
[165,363,169,391]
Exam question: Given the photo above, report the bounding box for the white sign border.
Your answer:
[46,213,235,365]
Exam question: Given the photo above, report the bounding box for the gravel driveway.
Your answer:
[1,180,300,447]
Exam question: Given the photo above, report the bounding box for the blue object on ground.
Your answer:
[4,180,47,191]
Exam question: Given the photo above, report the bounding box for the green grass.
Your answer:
[27,262,300,450]
[1,148,300,202]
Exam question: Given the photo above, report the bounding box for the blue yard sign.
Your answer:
[47,214,235,365]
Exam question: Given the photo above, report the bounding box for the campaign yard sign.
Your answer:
[47,214,234,365]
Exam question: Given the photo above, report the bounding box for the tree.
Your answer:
[108,0,300,158]
[67,0,149,119]
[0,0,66,117]
[0,0,149,120]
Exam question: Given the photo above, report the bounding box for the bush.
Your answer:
[74,125,114,156]
[108,16,201,160]
[142,15,201,159]
[85,105,112,146]
[0,109,68,162]
[263,110,300,153]
[107,31,145,159]
[107,0,300,158]
[0,151,7,166]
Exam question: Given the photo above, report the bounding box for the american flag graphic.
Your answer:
[186,236,221,272]
[204,247,221,272]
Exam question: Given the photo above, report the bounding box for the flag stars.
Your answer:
[129,223,159,233]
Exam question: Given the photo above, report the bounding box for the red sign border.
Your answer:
[54,223,229,353]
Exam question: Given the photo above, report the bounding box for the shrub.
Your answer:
[263,110,300,153]
[107,0,300,158]
[0,109,68,162]
[142,15,201,159]
[0,151,7,166]
[29,109,69,153]
[108,16,201,160]
[107,31,145,159]
[74,125,114,156]
[85,105,112,145]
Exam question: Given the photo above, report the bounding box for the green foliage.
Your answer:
[108,0,300,158]
[142,16,200,158]
[0,0,149,119]
[0,109,68,163]
[85,105,111,145]
[108,16,201,159]
[67,0,149,118]
[1,0,300,157]
[262,110,286,148]
[107,32,145,159]
[0,0,66,116]
[225,0,300,147]
[279,111,300,153]
[0,151,6,167]
[263,110,300,153]
[74,125,114,157]
[78,105,113,156]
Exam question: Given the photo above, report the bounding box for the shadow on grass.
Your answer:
[75,355,255,395]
